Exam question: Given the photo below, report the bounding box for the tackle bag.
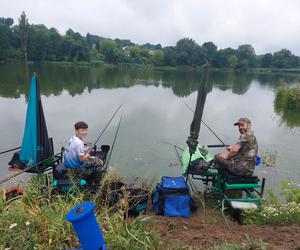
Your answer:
[152,176,190,218]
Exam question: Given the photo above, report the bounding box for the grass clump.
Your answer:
[211,234,267,250]
[0,172,160,250]
[274,80,300,127]
[243,180,300,225]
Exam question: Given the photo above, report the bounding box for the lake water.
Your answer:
[0,63,300,193]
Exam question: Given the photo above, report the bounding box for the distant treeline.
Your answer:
[1,12,299,71]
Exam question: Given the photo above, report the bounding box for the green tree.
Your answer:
[174,38,206,66]
[214,48,236,68]
[100,39,118,63]
[260,53,273,68]
[18,11,29,63]
[0,21,16,61]
[162,46,176,66]
[272,49,299,68]
[62,29,90,61]
[237,44,256,67]
[128,45,150,64]
[150,50,164,66]
[235,59,248,72]
[228,55,238,68]
[0,17,13,26]
[202,41,217,65]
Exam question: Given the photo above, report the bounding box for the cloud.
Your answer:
[1,0,300,54]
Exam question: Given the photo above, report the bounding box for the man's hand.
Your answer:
[225,146,232,152]
[216,153,227,161]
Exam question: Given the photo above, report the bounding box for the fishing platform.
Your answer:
[181,144,265,222]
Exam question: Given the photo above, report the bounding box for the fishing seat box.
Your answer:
[152,176,191,218]
[219,169,259,184]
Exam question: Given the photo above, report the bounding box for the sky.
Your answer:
[1,0,300,55]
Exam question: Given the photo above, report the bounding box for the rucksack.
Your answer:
[152,176,190,218]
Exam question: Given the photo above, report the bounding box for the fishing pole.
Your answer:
[0,147,21,155]
[104,113,123,172]
[163,140,197,191]
[0,151,64,185]
[89,104,123,151]
[182,100,227,147]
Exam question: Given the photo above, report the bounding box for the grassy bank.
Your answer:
[0,173,160,250]
[1,172,300,249]
[274,80,300,127]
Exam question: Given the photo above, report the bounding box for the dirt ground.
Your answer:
[148,207,300,250]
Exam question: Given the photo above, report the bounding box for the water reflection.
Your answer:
[1,64,300,99]
[0,64,300,191]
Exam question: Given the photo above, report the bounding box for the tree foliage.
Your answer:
[0,12,299,69]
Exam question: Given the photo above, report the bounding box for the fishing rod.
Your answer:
[182,100,228,147]
[88,104,123,152]
[0,147,21,155]
[0,151,64,185]
[104,113,123,172]
[0,105,123,185]
[162,140,197,192]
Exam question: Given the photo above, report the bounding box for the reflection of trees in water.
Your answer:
[274,82,300,128]
[1,64,300,98]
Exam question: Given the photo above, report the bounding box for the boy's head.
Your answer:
[74,121,88,139]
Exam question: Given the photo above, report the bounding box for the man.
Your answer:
[215,117,258,176]
[64,121,103,169]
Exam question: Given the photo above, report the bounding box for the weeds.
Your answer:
[258,150,279,167]
[211,235,267,250]
[243,180,300,225]
[0,172,159,250]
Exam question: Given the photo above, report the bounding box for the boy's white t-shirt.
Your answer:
[63,136,85,168]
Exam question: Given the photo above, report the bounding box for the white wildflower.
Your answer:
[9,223,17,229]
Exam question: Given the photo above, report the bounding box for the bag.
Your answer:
[152,176,190,218]
[126,188,149,217]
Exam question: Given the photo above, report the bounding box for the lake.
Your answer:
[0,63,299,193]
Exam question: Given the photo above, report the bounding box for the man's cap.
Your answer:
[234,117,251,126]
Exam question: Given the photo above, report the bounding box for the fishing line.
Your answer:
[182,100,227,146]
[0,151,64,185]
[91,104,123,149]
[104,113,123,172]
[0,147,21,155]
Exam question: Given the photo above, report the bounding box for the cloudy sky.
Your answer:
[1,0,300,55]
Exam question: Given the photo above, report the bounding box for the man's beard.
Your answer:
[239,129,246,134]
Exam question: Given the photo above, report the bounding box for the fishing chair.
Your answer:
[213,168,265,211]
[52,145,110,193]
[8,138,62,173]
[185,159,218,188]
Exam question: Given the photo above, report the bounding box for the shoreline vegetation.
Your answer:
[4,60,300,75]
[275,81,300,127]
[1,12,300,73]
[1,171,300,249]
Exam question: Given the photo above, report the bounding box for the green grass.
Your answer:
[243,181,300,225]
[0,173,160,250]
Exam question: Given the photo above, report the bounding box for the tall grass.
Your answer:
[0,173,160,250]
[243,181,300,225]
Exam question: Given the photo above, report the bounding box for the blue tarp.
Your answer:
[19,75,51,166]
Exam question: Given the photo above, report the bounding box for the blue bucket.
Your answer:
[255,156,261,166]
[66,202,106,250]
